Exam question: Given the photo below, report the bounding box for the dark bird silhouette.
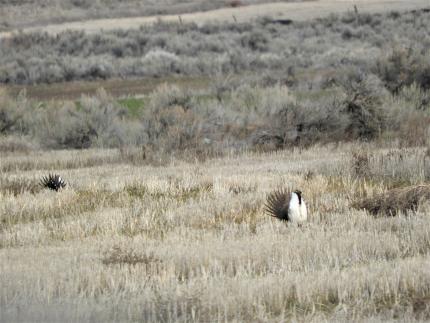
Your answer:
[40,174,66,191]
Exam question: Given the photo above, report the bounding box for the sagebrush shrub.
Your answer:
[341,74,386,140]
[1,80,430,154]
[0,89,27,134]
[374,47,430,93]
[0,135,36,153]
[2,9,429,86]
[351,149,370,178]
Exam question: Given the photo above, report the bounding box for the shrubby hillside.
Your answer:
[1,8,429,154]
[1,8,429,90]
[1,78,429,155]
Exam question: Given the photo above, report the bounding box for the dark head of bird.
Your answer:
[293,190,302,204]
[40,174,66,191]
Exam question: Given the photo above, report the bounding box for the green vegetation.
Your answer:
[118,97,146,117]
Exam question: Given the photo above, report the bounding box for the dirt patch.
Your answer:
[2,76,210,101]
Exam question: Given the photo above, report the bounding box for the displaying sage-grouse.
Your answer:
[40,174,66,191]
[265,189,307,222]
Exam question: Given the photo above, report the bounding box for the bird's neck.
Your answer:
[295,193,302,205]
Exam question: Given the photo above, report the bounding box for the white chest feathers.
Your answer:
[288,192,308,222]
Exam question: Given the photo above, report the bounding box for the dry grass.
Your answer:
[1,144,430,322]
[0,176,41,196]
[352,184,430,216]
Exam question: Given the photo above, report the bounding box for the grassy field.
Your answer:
[1,144,430,322]
[1,2,430,322]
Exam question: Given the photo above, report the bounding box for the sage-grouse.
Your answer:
[265,189,307,222]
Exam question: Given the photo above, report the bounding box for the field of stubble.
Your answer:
[1,144,429,322]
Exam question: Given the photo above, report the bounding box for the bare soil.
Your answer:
[1,76,210,101]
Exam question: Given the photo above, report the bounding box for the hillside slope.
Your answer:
[1,0,429,38]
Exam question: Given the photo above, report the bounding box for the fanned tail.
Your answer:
[264,188,291,221]
[40,174,66,191]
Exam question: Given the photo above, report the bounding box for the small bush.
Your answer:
[140,49,181,77]
[374,47,430,93]
[102,245,161,266]
[397,112,430,147]
[0,135,36,153]
[351,149,370,178]
[142,85,205,153]
[352,184,430,216]
[30,89,134,149]
[0,89,26,134]
[384,84,430,147]
[341,74,386,140]
[264,94,348,148]
[251,131,284,151]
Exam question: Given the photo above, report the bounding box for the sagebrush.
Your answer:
[1,9,430,87]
